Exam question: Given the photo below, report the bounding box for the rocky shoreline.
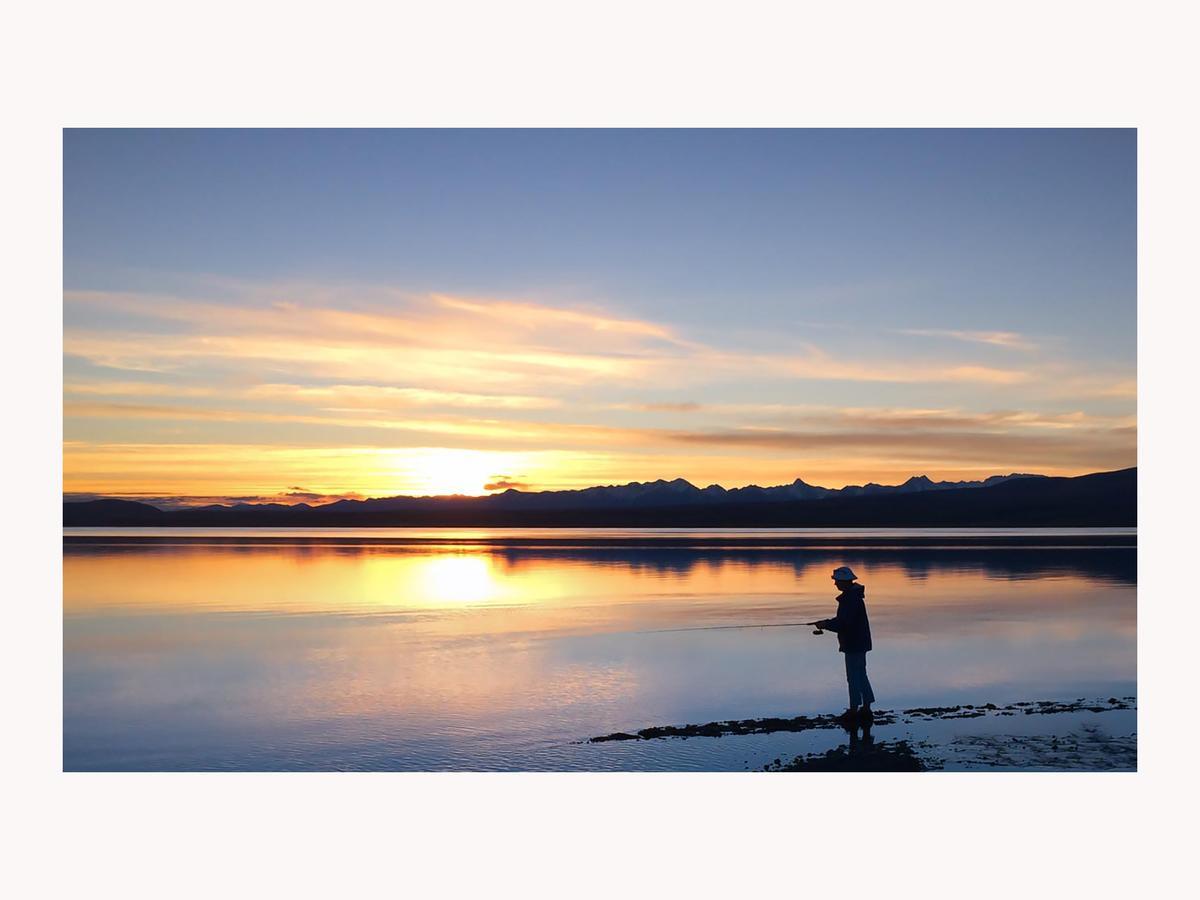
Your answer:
[587,696,1137,771]
[589,696,1135,743]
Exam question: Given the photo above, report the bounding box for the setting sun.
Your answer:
[397,448,532,496]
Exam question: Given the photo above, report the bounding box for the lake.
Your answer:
[63,528,1136,771]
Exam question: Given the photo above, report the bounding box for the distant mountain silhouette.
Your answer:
[63,468,1135,527]
[477,471,1042,509]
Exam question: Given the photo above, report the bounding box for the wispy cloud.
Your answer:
[64,381,221,398]
[65,380,561,411]
[742,405,1136,432]
[64,287,673,389]
[63,400,637,446]
[245,383,561,411]
[62,398,1136,473]
[661,425,1135,470]
[899,328,1040,351]
[624,401,705,412]
[431,294,692,344]
[65,286,1039,389]
[63,281,1135,494]
[778,352,1031,385]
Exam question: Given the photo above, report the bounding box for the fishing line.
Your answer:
[635,621,825,635]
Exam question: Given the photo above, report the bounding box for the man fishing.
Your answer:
[814,565,875,721]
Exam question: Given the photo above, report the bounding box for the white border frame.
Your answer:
[6,1,1198,895]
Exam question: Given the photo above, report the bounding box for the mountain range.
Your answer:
[63,467,1136,527]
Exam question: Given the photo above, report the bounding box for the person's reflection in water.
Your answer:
[846,717,874,759]
[814,565,876,722]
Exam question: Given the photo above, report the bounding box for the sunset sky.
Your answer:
[63,129,1135,505]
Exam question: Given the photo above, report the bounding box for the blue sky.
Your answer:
[63,129,1136,502]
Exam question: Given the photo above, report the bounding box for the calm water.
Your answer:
[63,528,1136,770]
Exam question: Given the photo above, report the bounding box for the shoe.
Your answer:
[859,707,874,721]
[836,708,859,723]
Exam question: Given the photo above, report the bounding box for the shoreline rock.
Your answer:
[588,696,1136,744]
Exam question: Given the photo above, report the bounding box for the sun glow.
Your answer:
[416,555,503,605]
[398,447,530,496]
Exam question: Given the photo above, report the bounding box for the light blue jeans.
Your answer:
[844,651,875,707]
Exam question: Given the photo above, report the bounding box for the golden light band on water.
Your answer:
[415,555,502,605]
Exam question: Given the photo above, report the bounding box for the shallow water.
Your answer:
[63,529,1136,771]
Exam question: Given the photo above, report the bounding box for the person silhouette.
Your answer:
[814,565,875,721]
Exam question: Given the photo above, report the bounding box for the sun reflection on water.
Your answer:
[63,538,1137,770]
[415,554,503,605]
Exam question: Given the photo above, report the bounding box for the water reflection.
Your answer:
[63,535,1136,770]
[414,555,504,604]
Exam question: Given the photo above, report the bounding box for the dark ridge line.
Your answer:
[61,468,1138,528]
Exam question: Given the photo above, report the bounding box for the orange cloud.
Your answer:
[65,287,1043,389]
[245,383,561,411]
[431,294,689,344]
[63,282,1135,495]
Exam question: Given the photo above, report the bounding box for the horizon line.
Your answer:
[62,465,1136,510]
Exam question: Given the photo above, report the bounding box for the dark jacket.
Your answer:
[822,583,872,653]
